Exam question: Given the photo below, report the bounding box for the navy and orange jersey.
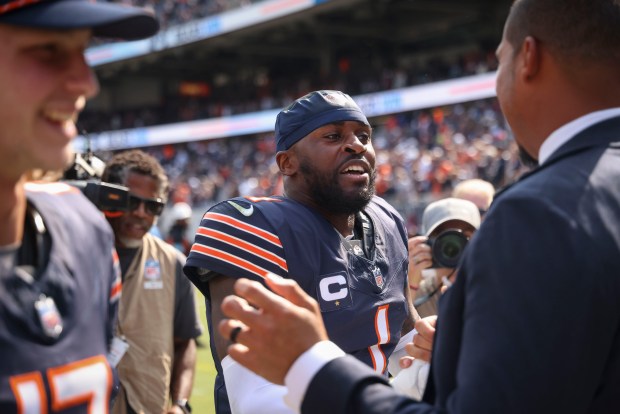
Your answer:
[0,182,121,413]
[184,195,410,410]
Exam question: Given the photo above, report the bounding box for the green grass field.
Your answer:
[191,292,217,413]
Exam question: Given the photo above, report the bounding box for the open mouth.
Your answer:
[341,165,367,175]
[42,97,84,135]
[42,109,79,139]
[340,160,371,180]
[44,110,76,124]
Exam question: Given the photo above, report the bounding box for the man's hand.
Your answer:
[399,315,437,369]
[218,274,329,385]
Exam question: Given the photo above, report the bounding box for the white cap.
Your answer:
[422,198,481,236]
[170,202,192,221]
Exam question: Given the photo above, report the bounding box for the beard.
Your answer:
[298,157,376,215]
[116,236,144,249]
[518,144,539,169]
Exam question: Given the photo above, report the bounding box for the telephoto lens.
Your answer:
[427,229,469,268]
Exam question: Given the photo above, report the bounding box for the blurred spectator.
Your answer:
[166,202,193,256]
[451,178,495,218]
[106,0,263,31]
[79,46,498,133]
[96,97,528,235]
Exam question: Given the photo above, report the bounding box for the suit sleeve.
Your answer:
[302,356,438,414]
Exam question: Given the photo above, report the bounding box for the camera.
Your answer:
[63,151,131,212]
[426,229,469,268]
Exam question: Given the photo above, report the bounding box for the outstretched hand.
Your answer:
[218,274,329,385]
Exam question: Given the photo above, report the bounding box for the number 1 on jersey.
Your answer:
[368,304,390,373]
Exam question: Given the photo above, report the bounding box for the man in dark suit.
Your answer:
[217,0,620,412]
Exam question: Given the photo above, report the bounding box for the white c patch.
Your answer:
[319,275,348,301]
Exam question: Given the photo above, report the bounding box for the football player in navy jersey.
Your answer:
[0,2,157,413]
[184,90,419,414]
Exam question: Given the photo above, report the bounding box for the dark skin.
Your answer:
[210,120,417,362]
[106,172,197,411]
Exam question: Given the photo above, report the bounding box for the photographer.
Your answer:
[408,198,480,318]
[388,198,480,399]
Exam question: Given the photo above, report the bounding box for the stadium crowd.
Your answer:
[79,48,496,133]
[94,97,527,236]
[82,2,509,239]
[110,0,264,29]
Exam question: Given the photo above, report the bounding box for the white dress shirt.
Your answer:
[538,108,620,164]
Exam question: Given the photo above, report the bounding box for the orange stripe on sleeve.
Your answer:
[196,227,288,271]
[191,244,270,279]
[204,212,282,246]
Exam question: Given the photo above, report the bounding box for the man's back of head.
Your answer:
[497,0,620,161]
[452,179,495,215]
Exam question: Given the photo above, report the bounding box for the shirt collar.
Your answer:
[538,108,620,165]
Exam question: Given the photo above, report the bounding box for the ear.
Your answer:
[275,150,297,176]
[520,36,541,81]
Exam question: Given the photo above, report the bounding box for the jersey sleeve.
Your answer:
[183,199,288,293]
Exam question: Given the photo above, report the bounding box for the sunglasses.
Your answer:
[128,194,165,216]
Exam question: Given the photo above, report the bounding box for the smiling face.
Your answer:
[108,171,162,248]
[0,25,99,180]
[289,120,376,215]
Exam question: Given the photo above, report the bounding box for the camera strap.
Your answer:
[355,211,375,259]
[340,211,375,260]
[17,201,51,279]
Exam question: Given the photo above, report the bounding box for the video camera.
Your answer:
[62,151,131,212]
[426,229,469,268]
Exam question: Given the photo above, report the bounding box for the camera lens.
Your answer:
[430,230,468,268]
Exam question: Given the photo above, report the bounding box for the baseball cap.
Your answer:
[275,90,369,151]
[422,197,481,236]
[0,0,159,40]
[170,202,192,222]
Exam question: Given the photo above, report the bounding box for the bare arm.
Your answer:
[402,278,420,335]
[209,274,238,361]
[168,338,197,412]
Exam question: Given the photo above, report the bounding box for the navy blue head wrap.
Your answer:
[275,90,369,151]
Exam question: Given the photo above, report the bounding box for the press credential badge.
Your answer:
[143,259,163,289]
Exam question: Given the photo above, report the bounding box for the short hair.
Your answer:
[452,179,495,212]
[506,0,620,66]
[102,150,169,200]
[452,179,495,199]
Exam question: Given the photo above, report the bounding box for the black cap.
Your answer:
[0,0,159,40]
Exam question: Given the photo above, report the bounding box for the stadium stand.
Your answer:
[81,0,519,235]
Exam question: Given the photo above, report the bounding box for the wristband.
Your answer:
[174,399,191,413]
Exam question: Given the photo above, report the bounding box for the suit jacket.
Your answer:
[302,116,620,413]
